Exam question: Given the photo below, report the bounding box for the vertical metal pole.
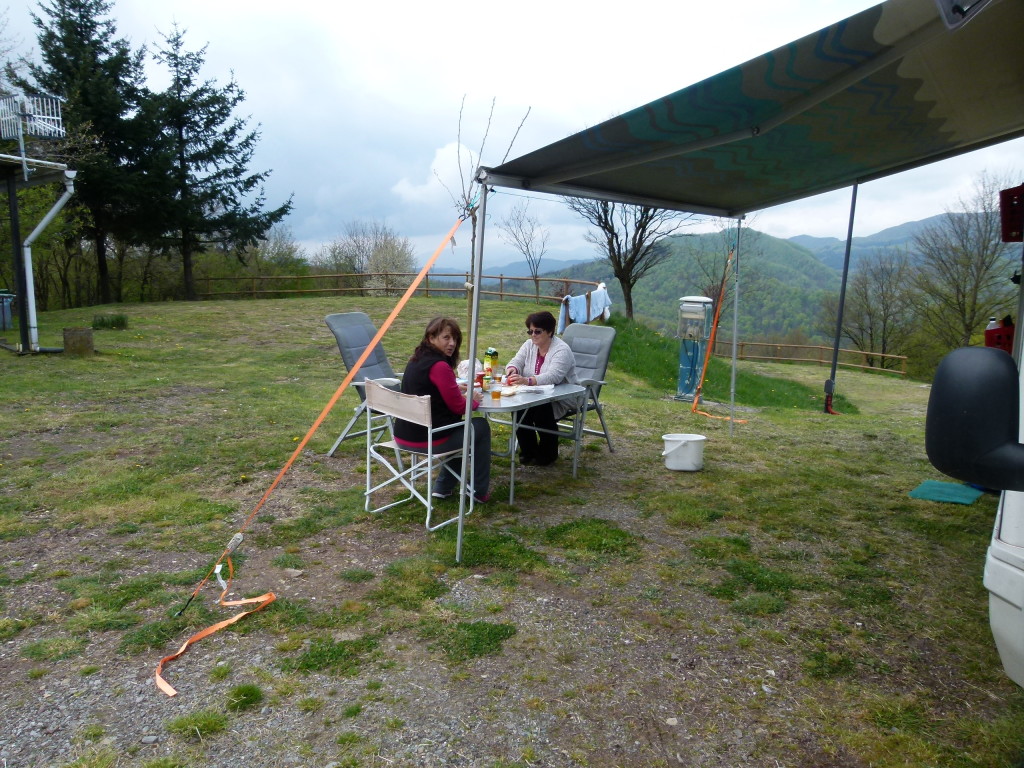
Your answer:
[7,175,30,352]
[23,176,75,352]
[825,183,858,414]
[457,187,488,564]
[1014,240,1024,364]
[728,220,743,436]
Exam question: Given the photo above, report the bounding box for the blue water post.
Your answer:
[676,296,713,401]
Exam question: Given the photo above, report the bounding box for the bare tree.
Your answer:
[437,96,531,271]
[497,199,548,301]
[311,231,365,294]
[315,220,416,296]
[312,238,359,274]
[365,227,416,296]
[336,220,385,274]
[566,198,695,318]
[240,224,306,275]
[909,171,1018,348]
[819,247,914,369]
[687,221,761,305]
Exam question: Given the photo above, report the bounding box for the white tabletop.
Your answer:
[476,382,585,414]
[474,382,586,505]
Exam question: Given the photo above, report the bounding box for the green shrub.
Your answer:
[226,683,263,711]
[166,709,228,740]
[543,517,639,557]
[420,620,517,663]
[91,314,128,330]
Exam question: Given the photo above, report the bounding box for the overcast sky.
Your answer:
[5,0,1022,271]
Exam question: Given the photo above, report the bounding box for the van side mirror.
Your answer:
[926,346,1024,491]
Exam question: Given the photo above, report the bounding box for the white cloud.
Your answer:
[5,0,1021,262]
[392,142,477,208]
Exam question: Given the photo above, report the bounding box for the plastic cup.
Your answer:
[491,384,502,401]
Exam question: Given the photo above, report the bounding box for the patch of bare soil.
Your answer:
[0,433,868,768]
[0,548,817,767]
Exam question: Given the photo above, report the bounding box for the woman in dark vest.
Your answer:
[394,316,491,502]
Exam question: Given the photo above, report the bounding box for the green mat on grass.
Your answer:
[909,480,984,504]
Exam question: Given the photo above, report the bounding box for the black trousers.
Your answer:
[515,402,558,462]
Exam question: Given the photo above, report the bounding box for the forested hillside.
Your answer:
[546,229,842,341]
[520,217,951,341]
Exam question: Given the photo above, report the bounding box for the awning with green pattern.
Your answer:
[480,0,1024,216]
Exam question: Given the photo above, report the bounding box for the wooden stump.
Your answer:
[63,327,94,356]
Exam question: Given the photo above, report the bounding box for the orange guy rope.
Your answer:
[156,216,466,697]
[691,248,733,415]
[691,248,748,424]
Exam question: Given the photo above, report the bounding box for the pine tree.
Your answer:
[149,26,292,300]
[20,0,147,304]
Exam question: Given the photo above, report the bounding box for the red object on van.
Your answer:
[1001,184,1023,242]
[986,326,1015,354]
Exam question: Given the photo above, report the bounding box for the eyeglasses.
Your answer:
[526,329,546,336]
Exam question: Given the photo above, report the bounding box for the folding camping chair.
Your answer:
[325,312,401,456]
[559,323,616,474]
[363,379,475,540]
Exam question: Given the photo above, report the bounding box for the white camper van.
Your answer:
[927,287,1024,687]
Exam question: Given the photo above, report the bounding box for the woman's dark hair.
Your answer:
[411,316,462,365]
[525,311,557,335]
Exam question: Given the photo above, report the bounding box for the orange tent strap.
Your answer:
[158,216,466,697]
[155,591,276,697]
[694,409,748,424]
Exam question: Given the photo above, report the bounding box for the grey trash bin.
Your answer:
[0,293,13,332]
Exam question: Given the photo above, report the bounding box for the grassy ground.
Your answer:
[2,296,1023,768]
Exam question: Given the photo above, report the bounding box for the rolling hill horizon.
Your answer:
[472,216,943,340]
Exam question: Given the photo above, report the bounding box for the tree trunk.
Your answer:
[621,282,635,319]
[95,232,112,305]
[182,244,197,301]
[112,241,127,303]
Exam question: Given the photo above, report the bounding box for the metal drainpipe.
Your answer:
[22,170,76,352]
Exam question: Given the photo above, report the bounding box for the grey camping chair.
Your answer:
[325,312,401,456]
[559,323,616,474]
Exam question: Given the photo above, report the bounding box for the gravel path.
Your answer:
[0,493,823,768]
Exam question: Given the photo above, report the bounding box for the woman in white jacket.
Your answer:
[504,311,578,466]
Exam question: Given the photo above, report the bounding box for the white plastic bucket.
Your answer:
[662,434,706,471]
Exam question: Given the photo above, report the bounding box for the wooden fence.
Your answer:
[712,340,907,376]
[197,272,600,304]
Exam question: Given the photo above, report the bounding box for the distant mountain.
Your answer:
[790,214,945,270]
[431,255,593,279]
[543,229,841,340]
[479,216,953,341]
[486,257,594,278]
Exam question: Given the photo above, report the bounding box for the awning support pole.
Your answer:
[728,220,744,436]
[825,183,858,414]
[457,185,487,564]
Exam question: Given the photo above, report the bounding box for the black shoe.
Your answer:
[535,454,558,467]
[519,454,536,466]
